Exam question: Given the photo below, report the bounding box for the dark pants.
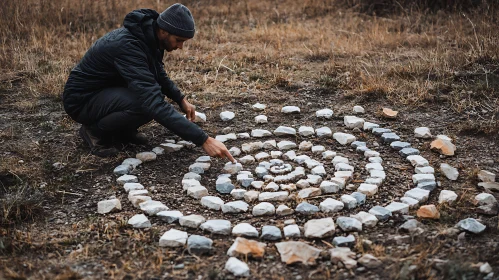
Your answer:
[71,87,152,138]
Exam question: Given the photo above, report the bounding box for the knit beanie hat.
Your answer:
[157,3,195,38]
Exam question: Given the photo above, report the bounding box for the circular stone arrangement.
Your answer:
[98,105,493,276]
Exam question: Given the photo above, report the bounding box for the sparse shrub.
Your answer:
[1,184,45,225]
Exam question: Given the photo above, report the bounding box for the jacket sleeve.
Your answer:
[114,41,208,146]
[158,62,185,104]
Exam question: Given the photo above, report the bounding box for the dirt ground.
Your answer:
[1,82,498,279]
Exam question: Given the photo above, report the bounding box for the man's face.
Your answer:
[158,29,190,52]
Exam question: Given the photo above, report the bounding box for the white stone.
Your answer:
[281,106,300,114]
[320,198,344,213]
[255,115,268,123]
[385,202,409,214]
[270,151,282,158]
[239,155,255,164]
[182,179,202,191]
[344,116,364,129]
[333,132,356,145]
[129,196,152,208]
[159,229,188,247]
[222,201,249,213]
[299,141,313,151]
[152,147,164,155]
[438,190,458,204]
[440,163,459,180]
[330,177,346,189]
[316,127,332,137]
[237,133,250,139]
[201,196,225,210]
[223,162,243,174]
[251,129,272,138]
[341,195,357,209]
[365,177,383,186]
[283,224,301,238]
[414,127,432,138]
[123,183,145,192]
[357,184,378,196]
[216,133,237,143]
[264,182,280,191]
[474,193,497,206]
[241,142,264,153]
[128,189,149,199]
[322,150,336,160]
[307,174,323,185]
[478,170,496,182]
[412,174,436,184]
[97,199,121,214]
[251,181,265,189]
[310,165,326,175]
[415,166,435,174]
[128,214,151,228]
[255,152,270,161]
[335,171,353,180]
[225,257,250,277]
[363,122,379,131]
[274,126,296,136]
[161,143,184,152]
[335,162,354,171]
[404,188,430,202]
[117,175,138,185]
[139,200,169,215]
[259,191,289,202]
[407,155,429,167]
[200,220,232,235]
[252,202,276,216]
[304,218,336,238]
[353,105,365,113]
[187,186,208,199]
[299,126,315,137]
[232,223,259,237]
[332,156,349,166]
[136,152,157,162]
[231,189,247,200]
[276,204,294,216]
[298,187,322,199]
[400,197,420,208]
[252,103,266,111]
[320,181,340,194]
[316,109,334,118]
[179,215,206,228]
[350,211,378,228]
[229,147,241,157]
[366,162,383,171]
[364,150,380,158]
[194,111,206,122]
[114,164,132,175]
[368,157,383,163]
[220,111,235,121]
[122,158,142,169]
[157,210,183,223]
[277,141,297,150]
[282,150,296,160]
[311,145,325,154]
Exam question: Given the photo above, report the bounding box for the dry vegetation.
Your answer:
[1,0,498,279]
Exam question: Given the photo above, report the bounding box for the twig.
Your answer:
[56,190,83,196]
[214,55,228,82]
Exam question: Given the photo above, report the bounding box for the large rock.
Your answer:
[333,132,356,145]
[225,257,250,277]
[136,152,157,162]
[274,126,297,136]
[330,247,357,269]
[252,202,276,216]
[316,109,334,119]
[97,198,121,214]
[220,111,235,121]
[275,241,322,265]
[187,235,213,255]
[261,225,282,241]
[344,116,364,128]
[200,219,232,235]
[304,218,335,238]
[417,204,440,219]
[431,138,456,156]
[179,215,206,228]
[159,229,188,247]
[414,127,432,138]
[456,218,486,234]
[440,163,459,180]
[232,223,259,238]
[336,217,362,232]
[128,214,151,228]
[227,237,266,259]
[222,201,249,213]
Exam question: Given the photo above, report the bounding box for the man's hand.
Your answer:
[202,137,236,163]
[180,98,196,122]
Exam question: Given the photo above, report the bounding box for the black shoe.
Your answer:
[79,125,119,157]
[117,130,149,145]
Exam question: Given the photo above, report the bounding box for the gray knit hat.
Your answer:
[157,3,195,38]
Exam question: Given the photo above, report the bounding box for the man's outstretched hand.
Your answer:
[202,137,236,163]
[180,98,196,122]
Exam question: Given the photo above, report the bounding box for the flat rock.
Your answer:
[385,202,409,214]
[229,147,241,156]
[222,201,249,213]
[275,241,322,265]
[159,229,187,247]
[479,182,499,192]
[320,198,344,213]
[401,197,420,208]
[336,217,362,232]
[194,111,206,122]
[296,202,319,215]
[299,126,315,137]
[183,172,201,181]
[440,163,459,180]
[478,170,496,182]
[263,140,277,149]
[330,247,357,269]
[430,138,456,156]
[368,206,392,221]
[216,177,235,194]
[351,211,378,228]
[277,141,297,150]
[255,115,268,123]
[382,107,398,119]
[415,166,435,174]
[353,105,365,113]
[351,192,366,205]
[187,186,208,199]
[117,175,138,185]
[123,182,144,192]
[222,162,243,175]
[358,254,382,268]
[129,196,152,208]
[252,202,276,216]
[97,198,121,214]
[274,126,297,136]
[372,127,391,136]
[333,234,356,247]
[363,122,379,131]
[122,158,142,168]
[357,183,378,196]
[187,235,213,255]
[241,141,263,153]
[201,196,225,210]
[333,132,356,145]
[283,224,301,238]
[298,187,322,199]
[220,111,235,121]
[157,210,183,224]
[113,164,132,175]
[152,147,164,155]
[417,181,437,191]
[261,225,282,241]
[251,129,272,138]
[391,141,411,150]
[139,200,169,215]
[252,103,266,111]
[438,190,458,204]
[322,150,336,160]
[231,189,247,200]
[216,133,237,143]
[259,191,289,202]
[414,127,432,138]
[200,219,232,235]
[316,127,332,137]
[225,257,250,277]
[161,143,184,152]
[404,188,430,202]
[417,204,440,219]
[281,106,300,114]
[276,204,294,216]
[400,148,420,157]
[179,215,206,228]
[319,181,340,194]
[128,214,151,228]
[227,237,266,259]
[136,152,157,162]
[311,145,325,154]
[244,190,260,203]
[232,223,259,238]
[344,116,364,128]
[456,218,486,234]
[283,150,297,160]
[381,132,400,143]
[316,109,334,119]
[304,218,335,238]
[299,141,313,151]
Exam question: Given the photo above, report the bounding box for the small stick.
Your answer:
[56,190,83,196]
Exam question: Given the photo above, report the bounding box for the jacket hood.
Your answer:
[123,9,160,51]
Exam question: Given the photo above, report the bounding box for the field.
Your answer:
[1,0,498,279]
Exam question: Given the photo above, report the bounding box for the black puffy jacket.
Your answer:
[63,9,208,146]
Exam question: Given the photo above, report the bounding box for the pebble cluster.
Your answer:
[97,104,496,278]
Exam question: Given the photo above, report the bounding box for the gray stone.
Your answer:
[97,198,122,214]
[139,200,169,215]
[123,182,144,192]
[113,164,132,175]
[341,195,357,209]
[415,166,435,174]
[298,187,322,199]
[258,191,289,202]
[357,183,378,196]
[333,235,356,247]
[320,198,344,213]
[216,177,235,194]
[330,247,357,269]
[365,162,383,171]
[351,141,367,148]
[440,163,459,180]
[400,197,420,208]
[299,126,315,137]
[225,257,250,277]
[122,158,142,169]
[261,225,282,240]
[188,163,211,174]
[399,219,424,234]
[239,155,255,164]
[400,148,420,157]
[381,133,400,143]
[222,201,249,213]
[282,150,297,160]
[179,215,206,228]
[187,235,213,254]
[407,155,429,167]
[157,210,183,224]
[159,229,187,247]
[231,189,247,200]
[390,141,411,150]
[220,111,235,121]
[200,219,232,235]
[232,223,259,237]
[312,145,326,154]
[196,156,212,163]
[274,126,297,136]
[351,192,366,205]
[244,190,260,202]
[255,152,270,161]
[187,186,208,199]
[372,128,391,136]
[252,202,276,216]
[456,218,486,234]
[344,116,364,128]
[385,202,409,214]
[317,108,334,118]
[281,106,300,114]
[336,217,363,232]
[283,224,301,238]
[117,174,138,185]
[251,129,272,138]
[201,196,225,210]
[404,188,430,202]
[363,122,379,131]
[128,214,151,228]
[316,127,332,137]
[152,147,164,155]
[320,181,340,194]
[183,172,201,181]
[412,173,436,184]
[368,206,392,221]
[304,218,336,238]
[299,141,313,151]
[276,204,294,216]
[223,162,243,174]
[438,190,458,204]
[296,202,319,215]
[351,211,378,228]
[417,181,437,191]
[333,132,356,145]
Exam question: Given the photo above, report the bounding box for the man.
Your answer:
[63,3,234,162]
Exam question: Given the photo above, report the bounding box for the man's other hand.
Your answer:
[180,98,196,122]
[202,137,236,163]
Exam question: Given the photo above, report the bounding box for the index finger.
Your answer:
[224,149,236,163]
